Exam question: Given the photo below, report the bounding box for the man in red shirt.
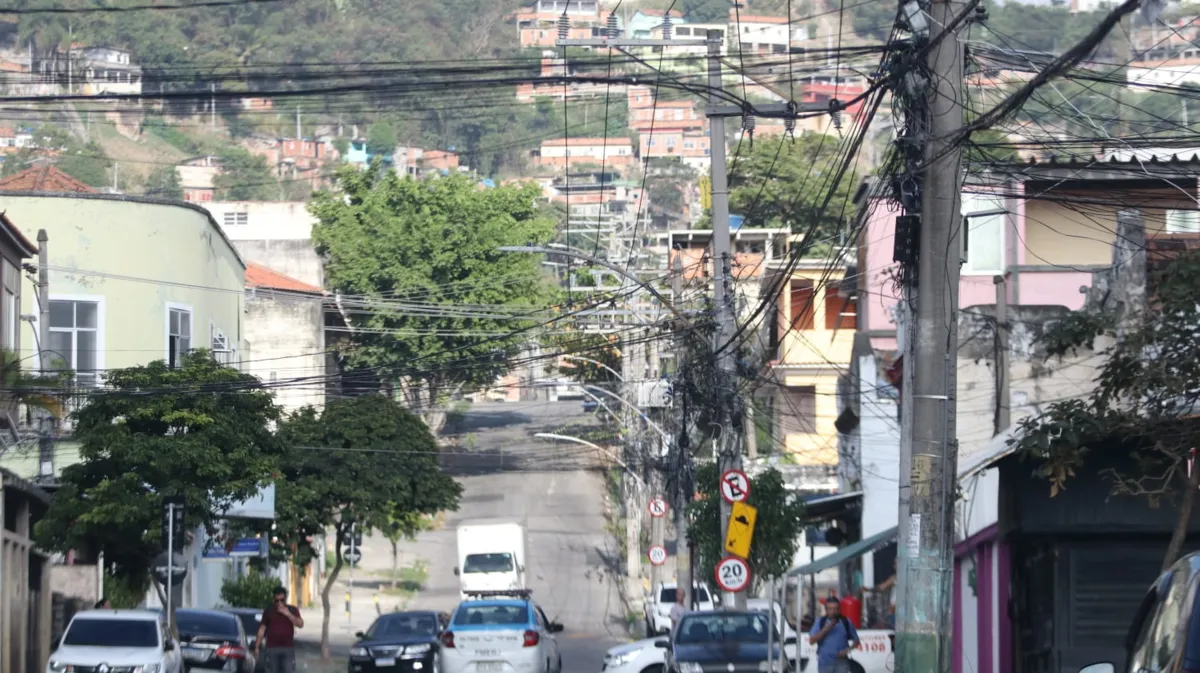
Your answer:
[255,587,304,673]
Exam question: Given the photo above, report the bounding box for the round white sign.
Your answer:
[648,545,668,566]
[720,470,751,504]
[647,497,669,518]
[714,556,751,592]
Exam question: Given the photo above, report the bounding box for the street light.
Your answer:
[534,432,643,486]
[560,354,624,383]
[584,384,670,446]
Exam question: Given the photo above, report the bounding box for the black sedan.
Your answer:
[177,608,256,673]
[349,610,447,673]
[224,608,266,673]
[657,610,785,673]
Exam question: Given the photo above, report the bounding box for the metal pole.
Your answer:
[37,230,48,374]
[993,275,1010,435]
[210,84,216,130]
[706,28,744,611]
[895,0,964,670]
[347,523,355,623]
[671,253,692,605]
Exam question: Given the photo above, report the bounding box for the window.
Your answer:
[1166,209,1200,233]
[168,305,192,367]
[176,612,239,637]
[211,323,234,366]
[453,605,528,626]
[64,618,159,648]
[789,279,814,330]
[2,260,18,351]
[824,284,857,330]
[222,212,248,227]
[462,552,514,574]
[781,386,817,434]
[48,299,100,386]
[962,193,1005,274]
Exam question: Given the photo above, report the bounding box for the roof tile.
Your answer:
[245,263,324,294]
[0,165,97,193]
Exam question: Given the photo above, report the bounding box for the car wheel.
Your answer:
[640,666,665,673]
[848,661,866,673]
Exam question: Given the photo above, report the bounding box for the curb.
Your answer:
[602,488,643,642]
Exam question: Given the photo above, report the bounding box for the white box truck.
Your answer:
[454,519,527,599]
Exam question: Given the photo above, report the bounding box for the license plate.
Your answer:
[475,650,500,657]
[183,648,209,662]
[477,664,503,672]
[374,658,396,667]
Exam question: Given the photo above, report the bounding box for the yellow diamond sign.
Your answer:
[723,501,757,559]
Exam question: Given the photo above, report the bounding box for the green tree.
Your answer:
[687,464,808,583]
[274,394,462,660]
[381,512,432,588]
[726,133,858,252]
[1008,250,1200,572]
[309,167,557,431]
[33,353,283,598]
[143,165,184,199]
[680,0,736,22]
[213,146,277,200]
[366,122,399,158]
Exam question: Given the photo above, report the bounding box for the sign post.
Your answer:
[161,495,185,634]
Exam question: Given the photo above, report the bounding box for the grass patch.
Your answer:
[376,561,428,596]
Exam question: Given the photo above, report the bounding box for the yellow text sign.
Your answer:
[723,501,758,559]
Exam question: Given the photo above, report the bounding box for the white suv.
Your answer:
[48,610,183,673]
[644,582,715,636]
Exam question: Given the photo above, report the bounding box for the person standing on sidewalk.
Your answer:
[669,587,689,633]
[809,597,859,673]
[256,587,304,673]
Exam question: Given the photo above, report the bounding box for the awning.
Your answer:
[802,491,863,523]
[785,526,898,577]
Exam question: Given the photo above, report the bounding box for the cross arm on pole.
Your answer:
[557,38,709,48]
[708,102,840,118]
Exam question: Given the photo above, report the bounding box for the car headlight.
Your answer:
[609,651,640,668]
[402,644,432,658]
[679,662,704,673]
[350,647,370,657]
[136,663,162,673]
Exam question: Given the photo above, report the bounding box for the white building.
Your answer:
[204,201,323,289]
[1125,55,1200,89]
[728,12,791,55]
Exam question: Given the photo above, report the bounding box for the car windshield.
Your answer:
[660,587,711,603]
[368,614,440,639]
[676,613,771,644]
[63,618,159,647]
[463,553,514,574]
[454,605,529,626]
[232,613,260,637]
[178,612,239,637]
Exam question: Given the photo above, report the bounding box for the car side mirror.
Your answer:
[654,639,670,649]
[548,622,564,633]
[1079,664,1115,673]
[164,641,175,652]
[453,567,460,576]
[355,631,366,639]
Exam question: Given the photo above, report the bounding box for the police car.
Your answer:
[438,591,564,673]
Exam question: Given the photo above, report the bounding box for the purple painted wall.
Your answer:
[953,525,1012,673]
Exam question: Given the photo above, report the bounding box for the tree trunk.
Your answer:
[391,539,399,589]
[321,531,345,661]
[1163,460,1200,571]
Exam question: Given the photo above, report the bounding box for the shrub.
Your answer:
[220,572,278,609]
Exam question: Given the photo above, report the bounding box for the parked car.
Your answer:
[224,609,266,673]
[1076,551,1200,673]
[583,400,599,413]
[601,638,663,673]
[176,608,255,673]
[438,593,564,673]
[656,610,783,673]
[348,610,446,673]
[645,582,716,636]
[48,610,183,673]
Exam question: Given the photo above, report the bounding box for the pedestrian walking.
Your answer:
[669,587,688,632]
[809,597,859,673]
[255,587,304,673]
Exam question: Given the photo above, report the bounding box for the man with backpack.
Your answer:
[809,597,859,673]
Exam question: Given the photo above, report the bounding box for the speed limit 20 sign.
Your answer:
[647,545,668,566]
[714,556,751,592]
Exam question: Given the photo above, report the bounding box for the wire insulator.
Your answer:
[558,14,570,41]
[662,15,672,40]
[784,117,796,135]
[742,114,756,133]
[831,109,843,131]
[606,13,620,38]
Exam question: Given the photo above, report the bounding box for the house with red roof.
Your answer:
[243,262,327,413]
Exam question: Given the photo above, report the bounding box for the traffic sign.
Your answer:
[723,501,758,559]
[341,547,363,566]
[152,550,188,585]
[720,470,751,504]
[714,556,751,593]
[647,497,669,518]
[647,546,668,566]
[161,495,186,552]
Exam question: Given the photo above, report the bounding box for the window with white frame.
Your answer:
[2,260,18,352]
[168,306,192,367]
[223,212,248,227]
[1166,209,1200,233]
[961,192,1005,274]
[211,322,234,366]
[48,299,100,386]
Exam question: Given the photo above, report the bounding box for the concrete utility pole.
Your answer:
[993,275,1009,436]
[37,230,49,374]
[211,83,217,131]
[671,253,692,603]
[895,0,965,671]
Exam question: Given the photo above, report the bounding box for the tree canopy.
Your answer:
[33,352,282,594]
[143,164,184,199]
[309,167,557,429]
[1008,249,1200,571]
[274,394,462,658]
[687,464,808,582]
[213,145,277,200]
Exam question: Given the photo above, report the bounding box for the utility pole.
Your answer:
[296,107,302,141]
[705,29,745,610]
[671,253,692,603]
[993,275,1009,436]
[895,0,965,670]
[37,230,49,375]
[210,83,217,131]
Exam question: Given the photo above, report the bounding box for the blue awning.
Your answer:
[785,526,898,577]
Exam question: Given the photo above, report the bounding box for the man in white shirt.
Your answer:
[669,587,688,632]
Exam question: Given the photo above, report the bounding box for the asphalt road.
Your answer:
[299,400,629,672]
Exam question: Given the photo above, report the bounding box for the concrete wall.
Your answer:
[0,193,245,478]
[206,201,324,289]
[245,293,325,413]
